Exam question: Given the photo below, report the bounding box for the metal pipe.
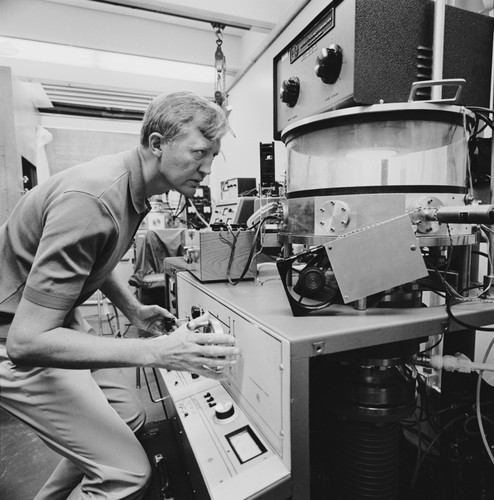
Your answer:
[226,0,311,92]
[431,0,446,100]
[433,204,494,224]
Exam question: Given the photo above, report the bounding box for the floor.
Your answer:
[0,312,169,500]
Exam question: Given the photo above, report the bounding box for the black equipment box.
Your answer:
[220,178,256,199]
[140,420,195,500]
[274,0,493,137]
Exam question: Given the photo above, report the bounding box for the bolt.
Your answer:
[410,245,417,251]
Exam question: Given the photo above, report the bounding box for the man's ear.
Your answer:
[149,132,163,157]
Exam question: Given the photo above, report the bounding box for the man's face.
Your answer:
[159,125,221,198]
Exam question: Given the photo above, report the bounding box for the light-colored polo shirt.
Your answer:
[0,147,150,337]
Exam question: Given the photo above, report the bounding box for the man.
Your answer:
[0,91,239,499]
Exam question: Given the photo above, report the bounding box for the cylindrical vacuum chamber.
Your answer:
[280,103,477,247]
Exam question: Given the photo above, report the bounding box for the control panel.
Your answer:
[159,272,291,499]
[161,374,288,500]
[274,0,357,137]
[211,197,256,226]
[220,178,257,200]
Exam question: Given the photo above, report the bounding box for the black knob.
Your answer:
[280,76,300,108]
[315,45,343,84]
[215,401,235,420]
[191,306,201,319]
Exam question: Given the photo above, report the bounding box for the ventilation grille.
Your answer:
[39,82,159,119]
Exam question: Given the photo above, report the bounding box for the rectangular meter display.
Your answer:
[226,426,267,464]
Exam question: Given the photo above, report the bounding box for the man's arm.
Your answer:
[99,269,175,332]
[6,295,239,377]
[6,295,156,368]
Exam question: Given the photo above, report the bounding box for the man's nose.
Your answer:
[199,157,213,176]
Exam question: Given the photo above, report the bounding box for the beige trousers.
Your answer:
[0,342,151,499]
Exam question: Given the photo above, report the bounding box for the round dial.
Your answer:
[214,401,235,420]
[315,45,343,84]
[280,76,300,108]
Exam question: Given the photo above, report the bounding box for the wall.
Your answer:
[40,114,140,176]
[0,66,40,224]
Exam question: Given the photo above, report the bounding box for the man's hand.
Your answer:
[149,312,240,379]
[130,304,176,335]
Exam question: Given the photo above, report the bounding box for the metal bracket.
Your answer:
[312,341,325,356]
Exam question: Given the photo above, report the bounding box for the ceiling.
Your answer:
[95,0,284,32]
[0,0,309,117]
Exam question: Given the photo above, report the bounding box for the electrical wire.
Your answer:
[467,105,494,116]
[445,298,494,332]
[476,334,494,465]
[410,412,467,490]
[429,262,464,301]
[255,260,281,286]
[187,197,210,229]
[172,193,186,220]
[224,214,281,286]
[413,196,494,471]
[432,227,494,465]
[418,333,444,355]
[221,227,240,285]
[442,228,494,329]
[479,225,494,296]
[463,413,494,436]
[481,224,494,236]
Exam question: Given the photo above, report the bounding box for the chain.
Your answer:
[212,23,226,107]
[334,212,413,241]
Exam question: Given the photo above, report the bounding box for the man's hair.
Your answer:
[140,91,229,146]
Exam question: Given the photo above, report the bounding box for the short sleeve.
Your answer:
[24,192,117,310]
